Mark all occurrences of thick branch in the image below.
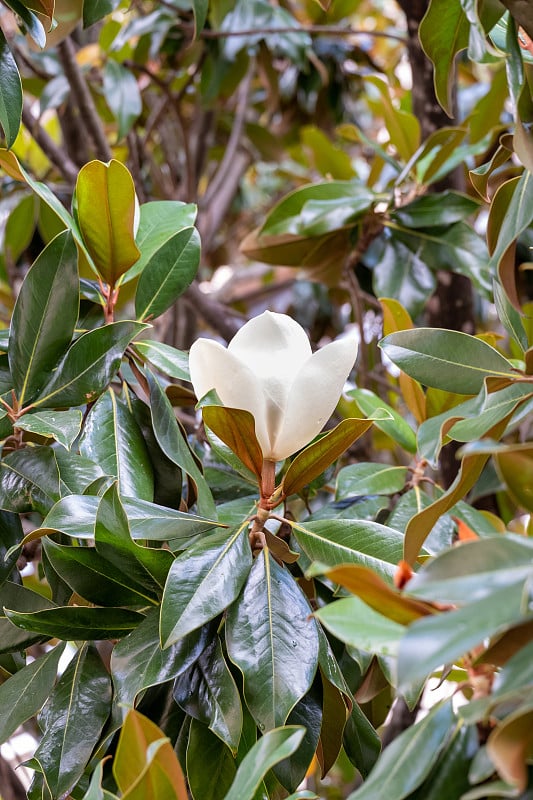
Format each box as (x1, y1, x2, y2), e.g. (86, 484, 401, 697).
(21, 102, 79, 183)
(57, 37, 112, 162)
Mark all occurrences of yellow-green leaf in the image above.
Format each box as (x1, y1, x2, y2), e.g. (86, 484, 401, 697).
(76, 159, 140, 286)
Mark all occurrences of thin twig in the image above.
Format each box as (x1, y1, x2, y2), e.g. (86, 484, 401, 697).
(183, 282, 242, 342)
(57, 37, 112, 162)
(202, 59, 255, 207)
(177, 22, 407, 44)
(21, 102, 79, 183)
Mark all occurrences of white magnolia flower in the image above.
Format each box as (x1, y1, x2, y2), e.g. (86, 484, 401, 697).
(189, 311, 358, 461)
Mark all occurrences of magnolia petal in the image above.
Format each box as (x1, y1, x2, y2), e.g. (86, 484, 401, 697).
(228, 311, 311, 382)
(188, 338, 271, 455)
(272, 336, 358, 461)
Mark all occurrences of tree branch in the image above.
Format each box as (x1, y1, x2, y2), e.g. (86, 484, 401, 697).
(21, 102, 79, 184)
(57, 37, 112, 162)
(183, 282, 242, 342)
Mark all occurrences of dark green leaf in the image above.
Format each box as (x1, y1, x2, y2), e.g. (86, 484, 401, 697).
(0, 511, 23, 587)
(54, 449, 104, 495)
(161, 523, 252, 646)
(0, 446, 59, 515)
(187, 720, 237, 800)
(419, 0, 469, 114)
(95, 483, 172, 592)
(0, 581, 54, 653)
(343, 702, 381, 779)
(135, 227, 200, 321)
(34, 321, 148, 408)
(9, 230, 78, 407)
(174, 636, 242, 753)
(111, 609, 212, 711)
(380, 328, 515, 394)
(226, 549, 319, 731)
(0, 644, 64, 744)
(390, 191, 480, 228)
(0, 30, 22, 149)
(4, 0, 46, 46)
(79, 388, 154, 501)
(121, 201, 197, 284)
(273, 685, 322, 792)
(34, 645, 111, 798)
(370, 235, 436, 318)
(5, 605, 144, 639)
(42, 538, 158, 607)
(83, 0, 121, 26)
(192, 0, 209, 36)
(494, 279, 529, 352)
(147, 370, 215, 517)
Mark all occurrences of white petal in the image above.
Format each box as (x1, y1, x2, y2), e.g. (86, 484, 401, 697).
(271, 335, 358, 460)
(229, 311, 311, 382)
(188, 338, 271, 456)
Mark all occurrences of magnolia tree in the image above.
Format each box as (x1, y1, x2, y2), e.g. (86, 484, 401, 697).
(2, 1, 533, 799)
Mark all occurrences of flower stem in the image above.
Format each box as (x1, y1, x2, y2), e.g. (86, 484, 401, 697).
(260, 458, 276, 508)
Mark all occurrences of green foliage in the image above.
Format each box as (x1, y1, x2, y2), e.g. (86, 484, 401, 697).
(3, 0, 533, 798)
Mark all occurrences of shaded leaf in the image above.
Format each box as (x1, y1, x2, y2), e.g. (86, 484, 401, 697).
(9, 230, 78, 408)
(419, 0, 469, 115)
(347, 388, 417, 453)
(202, 406, 263, 481)
(5, 605, 144, 639)
(79, 388, 154, 501)
(174, 636, 242, 753)
(103, 60, 142, 141)
(0, 30, 22, 148)
(34, 645, 111, 798)
(16, 409, 82, 450)
(186, 720, 237, 800)
(0, 446, 59, 515)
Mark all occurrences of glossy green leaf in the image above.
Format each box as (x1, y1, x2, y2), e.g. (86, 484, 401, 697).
(33, 645, 111, 798)
(0, 644, 64, 744)
(0, 581, 55, 653)
(54, 449, 105, 495)
(33, 321, 147, 408)
(32, 493, 220, 544)
(5, 0, 46, 47)
(283, 418, 375, 498)
(111, 609, 212, 712)
(5, 605, 144, 639)
(348, 388, 417, 452)
(135, 227, 200, 321)
(346, 701, 454, 799)
(342, 702, 381, 779)
(316, 596, 405, 657)
(380, 328, 515, 394)
(336, 463, 408, 499)
(79, 388, 154, 501)
(43, 538, 158, 607)
(121, 201, 197, 284)
(398, 580, 529, 691)
(187, 719, 237, 800)
(290, 519, 404, 583)
(371, 235, 436, 318)
(0, 511, 22, 587)
(103, 60, 142, 141)
(133, 340, 190, 381)
(174, 636, 242, 753)
(76, 159, 140, 285)
(448, 383, 533, 442)
(0, 446, 59, 515)
(223, 726, 306, 800)
(0, 30, 22, 148)
(419, 0, 469, 115)
(202, 406, 263, 481)
(226, 549, 319, 731)
(161, 523, 252, 646)
(274, 684, 322, 791)
(390, 191, 480, 228)
(9, 230, 78, 408)
(114, 709, 188, 800)
(147, 370, 215, 518)
(16, 409, 82, 449)
(95, 483, 172, 592)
